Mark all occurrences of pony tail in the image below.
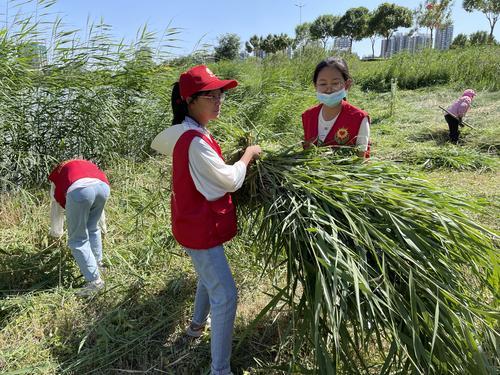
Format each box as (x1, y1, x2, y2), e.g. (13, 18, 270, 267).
(171, 82, 188, 125)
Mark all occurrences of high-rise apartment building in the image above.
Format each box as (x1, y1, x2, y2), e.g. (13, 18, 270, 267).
(381, 32, 432, 57)
(435, 24, 454, 50)
(333, 37, 351, 51)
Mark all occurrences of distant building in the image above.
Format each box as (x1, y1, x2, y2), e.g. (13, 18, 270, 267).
(435, 24, 454, 50)
(381, 32, 431, 57)
(333, 37, 351, 51)
(380, 39, 389, 57)
(380, 33, 407, 57)
(408, 33, 432, 53)
(255, 49, 266, 59)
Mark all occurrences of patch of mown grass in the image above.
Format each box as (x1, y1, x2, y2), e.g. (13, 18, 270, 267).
(425, 171, 500, 231)
(3, 79, 499, 372)
(370, 87, 500, 164)
(391, 146, 497, 171)
(0, 159, 286, 374)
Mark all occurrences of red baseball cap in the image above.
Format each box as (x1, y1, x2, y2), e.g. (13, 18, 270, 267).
(179, 65, 238, 100)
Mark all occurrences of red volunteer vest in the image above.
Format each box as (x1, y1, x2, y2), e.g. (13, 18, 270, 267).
(171, 130, 237, 250)
(302, 101, 371, 158)
(48, 159, 109, 208)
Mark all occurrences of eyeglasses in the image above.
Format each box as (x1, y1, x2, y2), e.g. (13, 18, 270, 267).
(198, 92, 226, 102)
(317, 81, 345, 91)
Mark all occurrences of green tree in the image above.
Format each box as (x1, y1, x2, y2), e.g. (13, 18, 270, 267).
(273, 33, 293, 52)
(294, 22, 312, 49)
(310, 14, 339, 49)
(245, 41, 253, 54)
(469, 30, 492, 44)
(366, 11, 380, 57)
(261, 34, 277, 54)
(259, 34, 292, 54)
(371, 3, 413, 57)
(245, 34, 262, 57)
(214, 33, 240, 61)
(414, 0, 453, 48)
(450, 33, 469, 48)
(333, 7, 370, 53)
(463, 0, 500, 41)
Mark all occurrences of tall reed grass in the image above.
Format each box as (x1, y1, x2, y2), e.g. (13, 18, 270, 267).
(0, 0, 179, 188)
(355, 47, 500, 91)
(2, 3, 498, 190)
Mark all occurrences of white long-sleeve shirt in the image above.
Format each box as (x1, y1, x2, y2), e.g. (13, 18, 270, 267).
(151, 116, 247, 201)
(318, 107, 370, 151)
(49, 179, 107, 237)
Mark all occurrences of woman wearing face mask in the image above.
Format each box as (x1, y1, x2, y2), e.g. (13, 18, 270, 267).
(151, 65, 261, 375)
(302, 57, 370, 158)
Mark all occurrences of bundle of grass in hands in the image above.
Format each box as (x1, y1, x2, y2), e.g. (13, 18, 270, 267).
(234, 145, 499, 374)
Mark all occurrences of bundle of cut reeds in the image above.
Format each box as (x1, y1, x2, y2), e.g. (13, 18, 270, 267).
(235, 145, 499, 374)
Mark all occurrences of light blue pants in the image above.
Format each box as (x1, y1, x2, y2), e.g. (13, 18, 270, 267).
(66, 182, 110, 282)
(185, 245, 238, 375)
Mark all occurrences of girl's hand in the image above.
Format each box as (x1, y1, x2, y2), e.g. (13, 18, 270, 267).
(302, 140, 313, 149)
(246, 145, 262, 159)
(240, 145, 262, 165)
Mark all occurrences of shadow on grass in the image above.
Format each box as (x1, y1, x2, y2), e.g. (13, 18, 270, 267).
(0, 242, 77, 298)
(54, 274, 211, 374)
(232, 309, 311, 374)
(1, 266, 304, 374)
(370, 114, 391, 126)
(408, 129, 449, 145)
(55, 279, 297, 374)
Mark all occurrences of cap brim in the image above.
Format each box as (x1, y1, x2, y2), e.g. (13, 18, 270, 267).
(201, 79, 238, 93)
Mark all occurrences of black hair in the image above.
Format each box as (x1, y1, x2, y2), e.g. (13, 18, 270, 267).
(170, 83, 222, 125)
(313, 57, 351, 84)
(171, 82, 188, 125)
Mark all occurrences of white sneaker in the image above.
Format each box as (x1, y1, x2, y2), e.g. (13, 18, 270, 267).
(97, 261, 108, 275)
(76, 278, 105, 297)
(186, 322, 206, 338)
(186, 317, 211, 338)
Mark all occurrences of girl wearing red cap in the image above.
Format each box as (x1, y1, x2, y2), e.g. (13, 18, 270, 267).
(151, 65, 261, 375)
(302, 57, 370, 158)
(444, 89, 476, 144)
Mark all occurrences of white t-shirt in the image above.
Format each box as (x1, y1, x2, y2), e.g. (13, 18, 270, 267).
(151, 116, 247, 201)
(318, 107, 370, 152)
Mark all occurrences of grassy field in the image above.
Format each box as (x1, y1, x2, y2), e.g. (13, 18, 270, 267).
(1, 71, 498, 373)
(0, 3, 498, 371)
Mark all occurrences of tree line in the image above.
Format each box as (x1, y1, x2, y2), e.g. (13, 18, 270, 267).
(213, 0, 499, 61)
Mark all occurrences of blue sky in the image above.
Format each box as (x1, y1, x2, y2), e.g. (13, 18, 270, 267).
(3, 0, 499, 57)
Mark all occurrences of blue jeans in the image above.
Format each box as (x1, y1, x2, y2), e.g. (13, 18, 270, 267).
(185, 245, 238, 375)
(66, 182, 110, 282)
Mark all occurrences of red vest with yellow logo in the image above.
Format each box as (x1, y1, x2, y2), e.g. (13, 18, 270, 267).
(48, 159, 109, 208)
(171, 130, 237, 250)
(302, 101, 370, 158)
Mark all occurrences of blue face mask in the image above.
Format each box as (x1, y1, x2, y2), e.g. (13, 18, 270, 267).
(316, 89, 346, 107)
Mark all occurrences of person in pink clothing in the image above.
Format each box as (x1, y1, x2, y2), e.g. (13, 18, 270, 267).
(445, 89, 476, 143)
